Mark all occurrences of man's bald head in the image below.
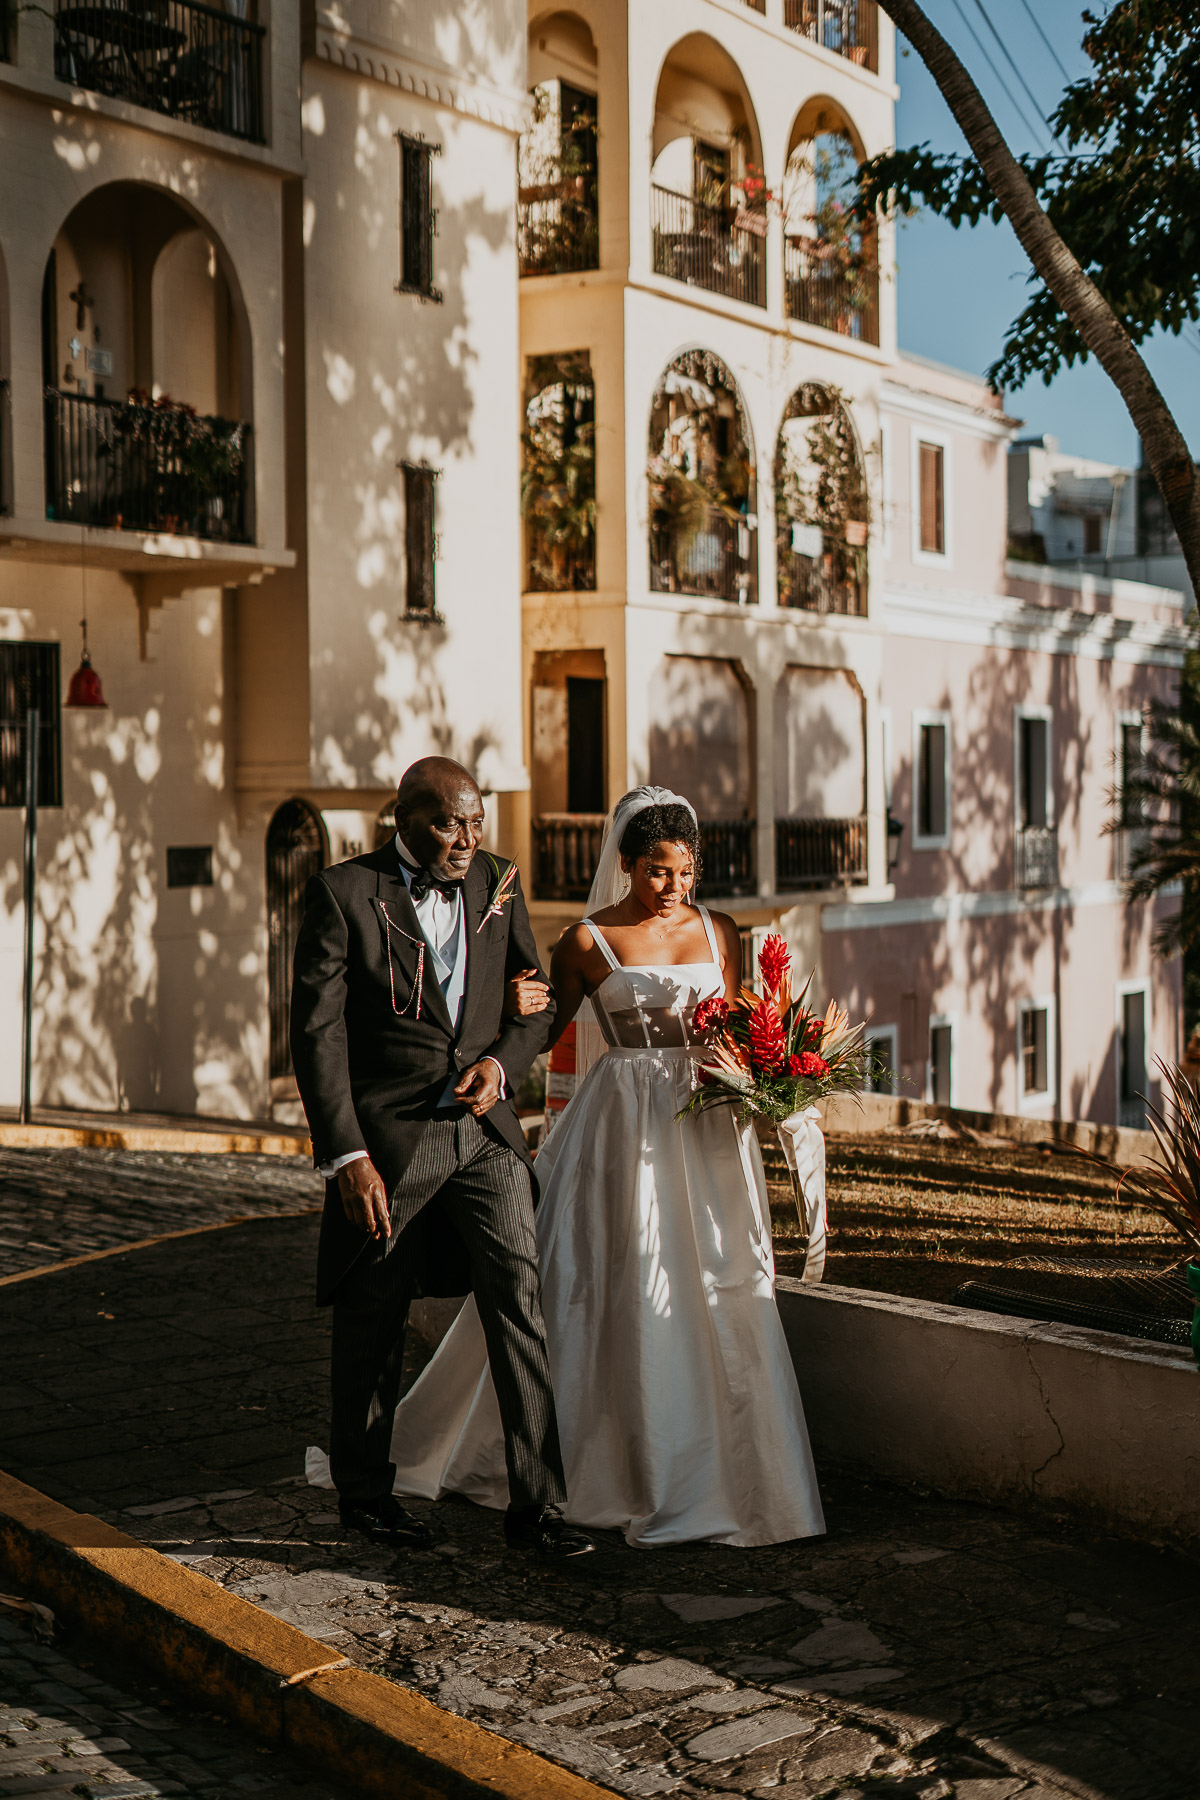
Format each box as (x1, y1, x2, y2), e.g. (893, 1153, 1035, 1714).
(394, 757, 485, 880)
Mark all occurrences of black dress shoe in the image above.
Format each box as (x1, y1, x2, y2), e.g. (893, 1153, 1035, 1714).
(338, 1495, 433, 1548)
(504, 1503, 595, 1559)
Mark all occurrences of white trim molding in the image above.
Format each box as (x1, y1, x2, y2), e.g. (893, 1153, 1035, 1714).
(910, 426, 953, 568)
(314, 29, 532, 134)
(911, 708, 952, 851)
(1017, 993, 1057, 1114)
(882, 381, 1017, 445)
(883, 582, 1189, 668)
(820, 879, 1129, 933)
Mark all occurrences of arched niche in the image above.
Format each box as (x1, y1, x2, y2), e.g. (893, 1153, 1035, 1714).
(782, 99, 878, 343)
(774, 665, 866, 819)
(649, 654, 752, 821)
(521, 12, 599, 276)
(648, 348, 757, 604)
(774, 383, 868, 615)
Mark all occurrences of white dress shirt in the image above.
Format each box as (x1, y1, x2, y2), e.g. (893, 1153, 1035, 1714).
(319, 835, 506, 1179)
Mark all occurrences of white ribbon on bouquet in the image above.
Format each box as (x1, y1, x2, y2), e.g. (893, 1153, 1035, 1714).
(776, 1105, 826, 1284)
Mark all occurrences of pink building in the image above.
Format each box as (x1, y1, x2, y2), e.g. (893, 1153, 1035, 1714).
(821, 356, 1187, 1127)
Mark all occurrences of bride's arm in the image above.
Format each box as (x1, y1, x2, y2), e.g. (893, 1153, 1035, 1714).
(542, 925, 596, 1052)
(708, 910, 744, 1002)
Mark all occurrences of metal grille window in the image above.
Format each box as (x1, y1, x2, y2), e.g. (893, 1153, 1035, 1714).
(403, 462, 440, 617)
(397, 135, 441, 301)
(0, 642, 62, 809)
(917, 722, 947, 840)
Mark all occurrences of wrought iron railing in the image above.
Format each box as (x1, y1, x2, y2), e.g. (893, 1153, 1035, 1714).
(651, 185, 765, 309)
(776, 815, 869, 889)
(698, 821, 757, 899)
(1015, 824, 1058, 889)
(650, 504, 756, 604)
(44, 389, 251, 541)
(778, 535, 867, 615)
(784, 0, 878, 72)
(784, 242, 879, 344)
(532, 814, 606, 902)
(54, 0, 265, 143)
(519, 177, 599, 277)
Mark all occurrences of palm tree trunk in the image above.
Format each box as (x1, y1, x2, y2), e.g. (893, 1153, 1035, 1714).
(876, 0, 1200, 599)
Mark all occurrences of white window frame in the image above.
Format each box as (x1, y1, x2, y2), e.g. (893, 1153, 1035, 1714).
(1016, 993, 1057, 1112)
(1114, 708, 1147, 880)
(1013, 703, 1055, 831)
(865, 1022, 899, 1095)
(910, 425, 953, 567)
(912, 709, 952, 851)
(879, 418, 893, 558)
(926, 1012, 957, 1107)
(1115, 977, 1152, 1128)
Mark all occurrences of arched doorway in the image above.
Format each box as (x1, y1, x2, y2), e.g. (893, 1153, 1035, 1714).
(648, 348, 756, 603)
(267, 799, 327, 1079)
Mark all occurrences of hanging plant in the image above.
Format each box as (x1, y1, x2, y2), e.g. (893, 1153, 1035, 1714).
(775, 383, 869, 613)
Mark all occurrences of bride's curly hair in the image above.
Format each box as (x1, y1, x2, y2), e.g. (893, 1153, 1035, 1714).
(619, 802, 703, 884)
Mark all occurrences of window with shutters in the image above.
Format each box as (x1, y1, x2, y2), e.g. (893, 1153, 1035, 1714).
(1017, 996, 1055, 1106)
(1014, 708, 1056, 888)
(918, 439, 945, 555)
(402, 461, 441, 618)
(1116, 982, 1149, 1127)
(397, 134, 441, 301)
(928, 1019, 954, 1106)
(912, 709, 951, 849)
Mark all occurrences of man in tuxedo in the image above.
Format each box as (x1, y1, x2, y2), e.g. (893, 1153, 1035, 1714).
(290, 756, 592, 1558)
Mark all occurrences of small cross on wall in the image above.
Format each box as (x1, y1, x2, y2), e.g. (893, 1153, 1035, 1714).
(69, 280, 95, 329)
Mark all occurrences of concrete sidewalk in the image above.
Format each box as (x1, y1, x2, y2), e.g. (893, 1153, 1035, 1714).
(1, 1156, 1197, 1800)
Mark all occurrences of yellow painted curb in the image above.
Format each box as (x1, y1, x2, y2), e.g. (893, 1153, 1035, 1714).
(0, 1471, 612, 1800)
(0, 1121, 311, 1156)
(0, 1210, 322, 1290)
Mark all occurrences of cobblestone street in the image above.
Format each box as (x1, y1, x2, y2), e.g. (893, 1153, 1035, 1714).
(1, 1151, 1197, 1800)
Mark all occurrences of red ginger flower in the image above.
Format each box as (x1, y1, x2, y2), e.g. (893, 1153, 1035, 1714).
(693, 996, 730, 1034)
(796, 1050, 829, 1078)
(757, 932, 791, 998)
(749, 997, 786, 1075)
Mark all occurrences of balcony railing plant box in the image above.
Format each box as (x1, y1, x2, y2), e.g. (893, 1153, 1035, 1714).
(518, 180, 599, 277)
(532, 814, 606, 902)
(54, 0, 265, 143)
(697, 820, 757, 899)
(651, 185, 765, 310)
(45, 389, 251, 542)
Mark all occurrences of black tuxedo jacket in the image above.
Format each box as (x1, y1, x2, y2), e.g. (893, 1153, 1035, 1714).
(289, 843, 554, 1303)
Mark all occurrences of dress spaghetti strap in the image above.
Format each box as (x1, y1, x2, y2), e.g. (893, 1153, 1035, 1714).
(697, 905, 722, 969)
(582, 919, 621, 971)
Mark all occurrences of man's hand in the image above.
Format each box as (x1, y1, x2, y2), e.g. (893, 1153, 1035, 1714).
(337, 1157, 391, 1240)
(454, 1059, 503, 1118)
(504, 968, 551, 1018)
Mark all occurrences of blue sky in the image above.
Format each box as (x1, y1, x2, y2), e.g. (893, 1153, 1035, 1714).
(894, 1, 1200, 466)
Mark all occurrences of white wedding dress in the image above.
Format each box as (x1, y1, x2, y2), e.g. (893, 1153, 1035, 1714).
(317, 906, 825, 1548)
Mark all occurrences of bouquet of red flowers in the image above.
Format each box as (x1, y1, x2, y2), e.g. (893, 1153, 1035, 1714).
(679, 932, 867, 1283)
(680, 932, 866, 1126)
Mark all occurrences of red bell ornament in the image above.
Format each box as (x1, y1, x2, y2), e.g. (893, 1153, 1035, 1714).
(65, 617, 107, 710)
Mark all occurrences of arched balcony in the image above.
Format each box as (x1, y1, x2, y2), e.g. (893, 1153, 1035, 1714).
(783, 103, 879, 344)
(784, 1, 878, 73)
(648, 349, 757, 605)
(42, 184, 253, 543)
(774, 383, 869, 615)
(650, 37, 766, 309)
(520, 13, 599, 277)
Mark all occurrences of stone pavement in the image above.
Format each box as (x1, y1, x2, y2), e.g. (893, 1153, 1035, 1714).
(0, 1147, 320, 1279)
(1, 1159, 1197, 1800)
(0, 1585, 354, 1799)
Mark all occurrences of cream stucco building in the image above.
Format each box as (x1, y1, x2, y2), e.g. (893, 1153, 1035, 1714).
(0, 0, 1184, 1127)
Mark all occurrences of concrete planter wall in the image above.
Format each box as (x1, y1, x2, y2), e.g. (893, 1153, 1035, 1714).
(777, 1278, 1199, 1551)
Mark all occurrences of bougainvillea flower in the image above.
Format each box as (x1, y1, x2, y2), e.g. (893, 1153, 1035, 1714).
(757, 933, 791, 998)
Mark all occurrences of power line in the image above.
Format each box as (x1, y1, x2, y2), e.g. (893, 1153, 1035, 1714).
(946, 0, 1049, 150)
(969, 0, 1066, 152)
(1017, 0, 1073, 89)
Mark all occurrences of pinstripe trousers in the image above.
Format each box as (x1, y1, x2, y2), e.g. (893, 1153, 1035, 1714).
(328, 1112, 567, 1512)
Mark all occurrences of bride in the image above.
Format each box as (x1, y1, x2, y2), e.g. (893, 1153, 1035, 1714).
(325, 787, 825, 1548)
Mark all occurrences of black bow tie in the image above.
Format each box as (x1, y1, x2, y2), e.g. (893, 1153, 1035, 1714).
(408, 866, 463, 902)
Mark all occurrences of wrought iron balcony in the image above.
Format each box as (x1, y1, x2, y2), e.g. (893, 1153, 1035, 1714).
(784, 0, 879, 72)
(532, 814, 606, 902)
(698, 821, 757, 899)
(651, 185, 765, 309)
(54, 0, 265, 143)
(784, 242, 879, 344)
(1015, 824, 1058, 890)
(519, 176, 599, 277)
(45, 389, 251, 542)
(650, 505, 756, 604)
(776, 815, 869, 890)
(778, 532, 867, 615)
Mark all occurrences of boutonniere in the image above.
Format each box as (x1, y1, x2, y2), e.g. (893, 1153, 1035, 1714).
(477, 854, 519, 933)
